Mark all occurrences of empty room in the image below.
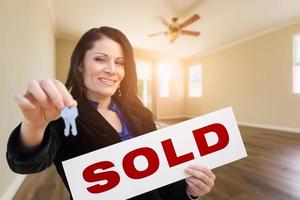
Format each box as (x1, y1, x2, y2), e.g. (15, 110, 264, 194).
(1, 0, 300, 200)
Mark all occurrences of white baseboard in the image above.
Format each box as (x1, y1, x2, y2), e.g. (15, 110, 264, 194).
(238, 121, 300, 134)
(159, 115, 300, 134)
(1, 175, 27, 200)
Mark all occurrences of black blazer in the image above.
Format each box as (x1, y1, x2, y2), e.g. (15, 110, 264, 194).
(6, 96, 191, 200)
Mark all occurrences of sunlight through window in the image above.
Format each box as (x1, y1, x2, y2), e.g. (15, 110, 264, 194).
(136, 60, 152, 109)
(158, 63, 171, 97)
(189, 64, 202, 97)
(293, 34, 300, 94)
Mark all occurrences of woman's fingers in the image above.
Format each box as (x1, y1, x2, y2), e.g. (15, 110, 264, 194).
(185, 165, 215, 188)
(39, 79, 68, 110)
(14, 94, 36, 111)
(186, 177, 209, 194)
(53, 79, 77, 107)
(25, 79, 75, 110)
(27, 80, 50, 108)
(185, 178, 200, 195)
(186, 176, 211, 192)
(185, 165, 216, 197)
(15, 78, 75, 125)
(186, 165, 216, 180)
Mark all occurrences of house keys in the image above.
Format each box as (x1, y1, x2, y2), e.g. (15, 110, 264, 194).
(61, 107, 78, 137)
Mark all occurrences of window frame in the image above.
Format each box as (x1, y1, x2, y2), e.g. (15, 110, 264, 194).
(293, 34, 300, 94)
(135, 60, 153, 108)
(188, 64, 202, 97)
(158, 63, 171, 97)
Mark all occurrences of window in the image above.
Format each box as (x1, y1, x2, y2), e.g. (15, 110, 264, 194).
(188, 65, 202, 97)
(136, 60, 152, 109)
(158, 63, 171, 97)
(293, 34, 300, 94)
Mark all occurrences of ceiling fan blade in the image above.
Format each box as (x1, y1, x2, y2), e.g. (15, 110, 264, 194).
(148, 31, 168, 37)
(179, 14, 200, 28)
(157, 16, 170, 28)
(181, 30, 201, 36)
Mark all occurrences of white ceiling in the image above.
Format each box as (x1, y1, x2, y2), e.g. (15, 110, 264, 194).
(49, 0, 300, 59)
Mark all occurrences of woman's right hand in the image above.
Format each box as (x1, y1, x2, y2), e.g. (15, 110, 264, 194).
(14, 79, 77, 147)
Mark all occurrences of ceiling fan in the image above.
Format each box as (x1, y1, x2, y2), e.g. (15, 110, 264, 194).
(149, 14, 201, 43)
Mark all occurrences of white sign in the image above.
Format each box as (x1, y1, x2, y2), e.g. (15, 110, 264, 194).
(62, 107, 247, 200)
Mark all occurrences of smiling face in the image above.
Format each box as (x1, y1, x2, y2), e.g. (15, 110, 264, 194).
(82, 37, 125, 101)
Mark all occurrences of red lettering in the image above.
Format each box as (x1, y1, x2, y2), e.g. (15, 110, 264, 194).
(122, 147, 159, 179)
(161, 139, 194, 167)
(193, 123, 229, 156)
(82, 123, 230, 195)
(82, 161, 120, 194)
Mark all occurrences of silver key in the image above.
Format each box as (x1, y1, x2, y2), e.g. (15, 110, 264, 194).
(61, 107, 78, 136)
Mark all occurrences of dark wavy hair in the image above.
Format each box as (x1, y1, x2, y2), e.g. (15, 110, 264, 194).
(65, 26, 156, 136)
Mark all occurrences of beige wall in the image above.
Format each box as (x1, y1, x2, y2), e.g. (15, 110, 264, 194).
(56, 38, 77, 83)
(185, 22, 300, 130)
(0, 0, 55, 198)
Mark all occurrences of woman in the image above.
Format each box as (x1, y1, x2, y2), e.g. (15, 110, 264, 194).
(7, 26, 215, 199)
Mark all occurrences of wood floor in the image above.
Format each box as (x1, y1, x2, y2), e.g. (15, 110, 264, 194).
(12, 121, 300, 200)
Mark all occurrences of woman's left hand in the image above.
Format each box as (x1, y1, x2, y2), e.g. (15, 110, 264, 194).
(184, 165, 216, 197)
